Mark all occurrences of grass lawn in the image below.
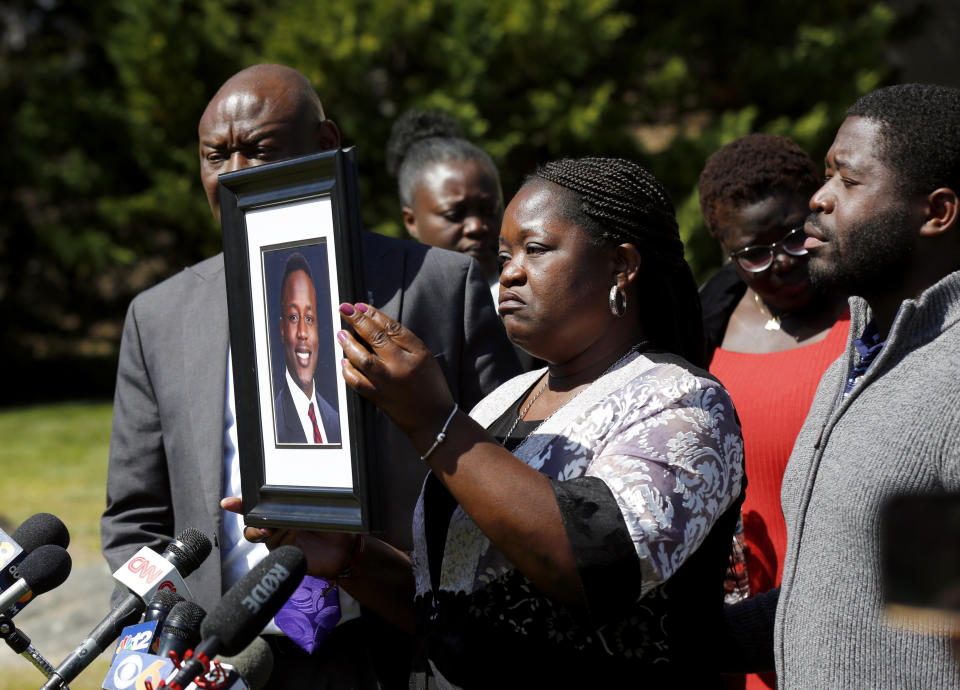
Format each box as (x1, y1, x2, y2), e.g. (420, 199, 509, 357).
(0, 401, 113, 563)
(0, 658, 112, 690)
(0, 401, 116, 689)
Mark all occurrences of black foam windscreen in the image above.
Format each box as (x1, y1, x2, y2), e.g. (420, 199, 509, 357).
(162, 601, 206, 644)
(148, 588, 184, 610)
(144, 588, 185, 623)
(19, 544, 72, 594)
(12, 513, 70, 552)
(201, 545, 306, 656)
(216, 636, 274, 690)
(164, 528, 212, 577)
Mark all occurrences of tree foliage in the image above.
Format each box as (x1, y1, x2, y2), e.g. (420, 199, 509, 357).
(249, 0, 898, 279)
(0, 0, 258, 370)
(0, 0, 906, 399)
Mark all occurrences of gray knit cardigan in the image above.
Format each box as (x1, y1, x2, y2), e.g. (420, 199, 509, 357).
(775, 268, 960, 688)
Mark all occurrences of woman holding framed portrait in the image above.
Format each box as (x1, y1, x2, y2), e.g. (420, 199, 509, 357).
(230, 157, 744, 687)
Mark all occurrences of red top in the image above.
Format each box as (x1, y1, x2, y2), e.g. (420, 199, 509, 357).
(710, 312, 850, 595)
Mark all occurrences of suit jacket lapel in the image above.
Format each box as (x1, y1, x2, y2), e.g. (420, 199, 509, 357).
(363, 232, 405, 321)
(183, 256, 229, 537)
(280, 384, 307, 443)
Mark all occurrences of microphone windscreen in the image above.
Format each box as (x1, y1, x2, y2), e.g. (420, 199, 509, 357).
(160, 601, 205, 647)
(201, 546, 306, 656)
(19, 544, 72, 594)
(12, 513, 70, 552)
(164, 528, 212, 576)
(165, 601, 206, 632)
(216, 636, 274, 690)
(148, 588, 184, 610)
(143, 588, 185, 625)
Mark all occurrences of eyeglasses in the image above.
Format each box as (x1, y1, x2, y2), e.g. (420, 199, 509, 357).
(728, 226, 808, 273)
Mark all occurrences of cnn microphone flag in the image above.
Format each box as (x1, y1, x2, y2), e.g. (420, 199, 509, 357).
(113, 546, 192, 602)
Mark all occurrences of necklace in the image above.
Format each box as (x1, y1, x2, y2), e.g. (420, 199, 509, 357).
(754, 293, 782, 331)
(500, 341, 648, 447)
(501, 377, 549, 443)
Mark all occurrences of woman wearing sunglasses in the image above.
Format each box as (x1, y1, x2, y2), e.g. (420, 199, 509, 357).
(697, 134, 849, 690)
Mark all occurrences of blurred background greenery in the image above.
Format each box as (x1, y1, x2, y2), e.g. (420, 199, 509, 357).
(2, 0, 958, 406)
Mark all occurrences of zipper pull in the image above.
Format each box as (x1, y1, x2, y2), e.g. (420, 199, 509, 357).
(814, 422, 826, 450)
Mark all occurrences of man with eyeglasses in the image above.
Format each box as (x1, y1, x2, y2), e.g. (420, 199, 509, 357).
(719, 85, 960, 688)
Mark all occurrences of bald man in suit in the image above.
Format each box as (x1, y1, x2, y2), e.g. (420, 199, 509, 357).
(101, 64, 519, 687)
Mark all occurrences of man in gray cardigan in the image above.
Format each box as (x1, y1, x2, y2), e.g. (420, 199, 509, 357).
(100, 64, 519, 687)
(725, 84, 960, 686)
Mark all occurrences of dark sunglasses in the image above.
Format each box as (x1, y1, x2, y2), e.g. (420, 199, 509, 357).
(728, 226, 808, 273)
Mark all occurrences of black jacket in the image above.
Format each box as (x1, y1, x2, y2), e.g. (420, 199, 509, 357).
(699, 262, 746, 366)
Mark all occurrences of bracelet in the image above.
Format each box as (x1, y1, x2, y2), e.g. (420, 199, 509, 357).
(420, 403, 459, 463)
(336, 533, 365, 580)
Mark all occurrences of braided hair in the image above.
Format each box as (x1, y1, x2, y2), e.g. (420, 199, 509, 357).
(385, 110, 500, 206)
(532, 157, 706, 367)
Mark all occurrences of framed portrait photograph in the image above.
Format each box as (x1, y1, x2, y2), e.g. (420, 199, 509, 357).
(220, 148, 376, 532)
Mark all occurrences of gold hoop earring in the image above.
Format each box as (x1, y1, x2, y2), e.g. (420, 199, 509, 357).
(609, 285, 627, 318)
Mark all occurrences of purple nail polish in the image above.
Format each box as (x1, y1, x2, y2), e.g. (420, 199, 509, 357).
(339, 303, 355, 316)
(337, 330, 347, 343)
(355, 302, 368, 313)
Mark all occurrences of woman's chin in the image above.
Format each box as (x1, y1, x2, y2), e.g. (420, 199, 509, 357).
(759, 279, 818, 313)
(506, 331, 532, 353)
(504, 326, 545, 361)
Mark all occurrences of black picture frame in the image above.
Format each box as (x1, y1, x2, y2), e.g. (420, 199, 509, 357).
(219, 148, 376, 533)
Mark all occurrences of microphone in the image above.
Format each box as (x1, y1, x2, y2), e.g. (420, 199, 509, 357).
(110, 590, 186, 663)
(144, 589, 186, 625)
(1, 513, 70, 609)
(112, 530, 210, 603)
(104, 619, 268, 690)
(103, 596, 196, 690)
(103, 634, 269, 690)
(161, 545, 306, 690)
(42, 529, 212, 690)
(190, 661, 250, 690)
(103, 617, 271, 690)
(216, 636, 274, 690)
(0, 545, 72, 615)
(113, 619, 161, 656)
(102, 649, 174, 690)
(155, 601, 205, 661)
(0, 615, 61, 681)
(11, 513, 70, 552)
(103, 650, 250, 690)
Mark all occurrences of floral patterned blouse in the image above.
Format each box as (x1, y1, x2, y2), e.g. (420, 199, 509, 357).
(409, 350, 745, 689)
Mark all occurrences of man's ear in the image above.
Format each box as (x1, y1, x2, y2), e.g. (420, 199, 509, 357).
(613, 243, 641, 292)
(920, 187, 959, 237)
(316, 119, 341, 151)
(402, 207, 420, 239)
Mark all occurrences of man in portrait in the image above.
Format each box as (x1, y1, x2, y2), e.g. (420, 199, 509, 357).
(273, 251, 340, 445)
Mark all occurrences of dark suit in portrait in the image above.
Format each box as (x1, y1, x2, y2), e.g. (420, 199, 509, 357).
(269, 248, 342, 446)
(274, 380, 341, 445)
